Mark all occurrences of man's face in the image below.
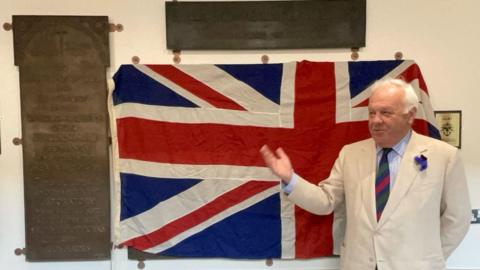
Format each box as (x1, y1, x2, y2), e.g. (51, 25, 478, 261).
(368, 85, 416, 147)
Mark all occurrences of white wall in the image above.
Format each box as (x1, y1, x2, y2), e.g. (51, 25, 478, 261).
(0, 0, 478, 269)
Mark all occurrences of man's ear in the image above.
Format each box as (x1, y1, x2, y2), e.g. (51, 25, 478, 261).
(408, 107, 417, 124)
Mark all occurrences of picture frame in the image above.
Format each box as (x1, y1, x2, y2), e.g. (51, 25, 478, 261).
(434, 110, 462, 148)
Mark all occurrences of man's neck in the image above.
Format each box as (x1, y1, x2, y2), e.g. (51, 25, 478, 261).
(376, 129, 413, 150)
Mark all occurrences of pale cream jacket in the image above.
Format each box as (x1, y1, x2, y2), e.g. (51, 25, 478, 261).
(288, 131, 471, 270)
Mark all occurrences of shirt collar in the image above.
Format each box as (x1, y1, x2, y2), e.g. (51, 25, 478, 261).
(376, 129, 412, 157)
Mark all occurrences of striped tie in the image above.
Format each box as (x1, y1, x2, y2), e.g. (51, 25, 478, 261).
(376, 148, 392, 221)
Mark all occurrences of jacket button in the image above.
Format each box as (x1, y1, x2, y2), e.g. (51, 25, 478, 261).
(369, 257, 374, 262)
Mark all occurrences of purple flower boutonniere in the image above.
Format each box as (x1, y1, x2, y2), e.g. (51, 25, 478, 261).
(414, 154, 428, 171)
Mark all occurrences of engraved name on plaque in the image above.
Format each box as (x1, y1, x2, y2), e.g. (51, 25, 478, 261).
(13, 15, 111, 261)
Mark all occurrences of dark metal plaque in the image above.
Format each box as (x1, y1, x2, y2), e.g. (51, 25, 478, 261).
(13, 15, 111, 261)
(165, 0, 366, 50)
(128, 247, 174, 260)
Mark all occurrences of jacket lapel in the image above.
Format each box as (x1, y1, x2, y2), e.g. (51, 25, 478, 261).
(360, 139, 378, 228)
(377, 131, 428, 228)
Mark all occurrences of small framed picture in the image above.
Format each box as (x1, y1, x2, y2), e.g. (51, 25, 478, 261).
(434, 110, 462, 148)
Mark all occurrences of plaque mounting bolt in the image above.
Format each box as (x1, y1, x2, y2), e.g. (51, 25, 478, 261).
(137, 259, 146, 269)
(3, 22, 12, 31)
(132, 56, 141, 64)
(394, 51, 403, 60)
(173, 50, 181, 64)
(116, 24, 124, 32)
(14, 248, 26, 256)
(109, 23, 124, 32)
(12, 137, 22, 145)
(261, 55, 269, 64)
(351, 47, 359, 61)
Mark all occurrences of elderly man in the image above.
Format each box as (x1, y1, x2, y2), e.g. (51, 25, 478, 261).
(260, 78, 471, 270)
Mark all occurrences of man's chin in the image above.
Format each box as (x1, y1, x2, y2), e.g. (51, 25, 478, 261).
(372, 135, 387, 146)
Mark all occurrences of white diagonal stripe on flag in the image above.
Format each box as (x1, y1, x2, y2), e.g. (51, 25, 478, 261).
(119, 178, 246, 242)
(176, 65, 279, 113)
(335, 60, 434, 123)
(411, 79, 437, 126)
(134, 64, 215, 108)
(349, 60, 415, 107)
(143, 185, 280, 254)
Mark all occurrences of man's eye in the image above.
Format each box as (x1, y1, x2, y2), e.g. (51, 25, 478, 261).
(381, 111, 393, 116)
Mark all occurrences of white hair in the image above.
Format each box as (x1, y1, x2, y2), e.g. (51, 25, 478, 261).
(371, 78, 419, 113)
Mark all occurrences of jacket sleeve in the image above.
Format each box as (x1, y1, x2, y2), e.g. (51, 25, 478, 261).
(440, 149, 471, 258)
(287, 147, 346, 215)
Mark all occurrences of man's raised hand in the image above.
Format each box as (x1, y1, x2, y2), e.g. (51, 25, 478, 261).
(259, 145, 293, 183)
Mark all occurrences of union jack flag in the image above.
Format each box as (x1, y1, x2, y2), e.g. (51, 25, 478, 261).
(110, 60, 439, 259)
